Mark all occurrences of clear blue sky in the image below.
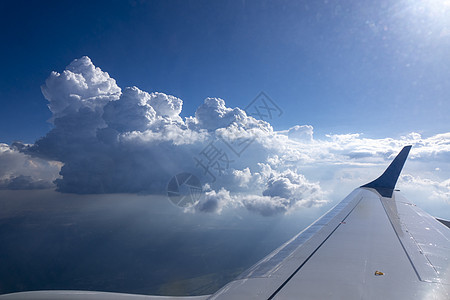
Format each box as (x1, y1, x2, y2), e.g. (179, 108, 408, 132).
(1, 0, 449, 144)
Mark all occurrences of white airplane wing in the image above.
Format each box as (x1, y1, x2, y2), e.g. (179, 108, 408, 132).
(1, 146, 449, 299)
(209, 145, 450, 299)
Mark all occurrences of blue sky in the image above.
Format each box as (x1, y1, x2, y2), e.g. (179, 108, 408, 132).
(1, 0, 449, 144)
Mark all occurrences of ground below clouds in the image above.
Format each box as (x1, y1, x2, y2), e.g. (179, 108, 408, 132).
(0, 190, 318, 296)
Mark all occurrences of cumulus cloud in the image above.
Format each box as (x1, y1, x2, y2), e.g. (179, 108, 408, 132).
(195, 187, 234, 214)
(239, 169, 325, 216)
(191, 167, 326, 216)
(263, 170, 323, 203)
(287, 125, 314, 141)
(149, 92, 183, 119)
(42, 56, 121, 120)
(190, 97, 246, 131)
(12, 57, 327, 215)
(103, 87, 156, 132)
(4, 56, 449, 216)
(23, 58, 277, 198)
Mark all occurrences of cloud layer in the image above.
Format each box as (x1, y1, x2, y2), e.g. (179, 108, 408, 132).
(0, 143, 61, 190)
(2, 56, 449, 215)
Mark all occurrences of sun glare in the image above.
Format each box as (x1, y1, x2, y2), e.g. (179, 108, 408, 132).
(407, 0, 450, 27)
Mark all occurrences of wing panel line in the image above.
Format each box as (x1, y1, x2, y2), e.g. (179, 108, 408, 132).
(238, 189, 362, 280)
(379, 195, 427, 282)
(266, 196, 364, 300)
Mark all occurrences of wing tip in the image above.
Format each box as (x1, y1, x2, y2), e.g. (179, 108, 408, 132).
(361, 145, 412, 197)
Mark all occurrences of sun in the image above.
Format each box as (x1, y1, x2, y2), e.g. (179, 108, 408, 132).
(397, 0, 450, 39)
(407, 0, 450, 20)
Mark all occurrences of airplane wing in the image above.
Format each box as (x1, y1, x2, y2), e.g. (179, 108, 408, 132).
(208, 145, 450, 299)
(1, 146, 449, 299)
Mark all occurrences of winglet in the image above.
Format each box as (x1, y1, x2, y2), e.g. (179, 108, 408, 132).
(361, 145, 412, 197)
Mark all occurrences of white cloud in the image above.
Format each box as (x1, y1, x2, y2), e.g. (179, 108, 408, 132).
(42, 56, 121, 120)
(190, 97, 246, 131)
(190, 167, 326, 216)
(4, 56, 450, 216)
(263, 170, 324, 205)
(194, 187, 234, 214)
(149, 92, 183, 119)
(103, 86, 157, 132)
(287, 125, 314, 141)
(399, 174, 450, 203)
(0, 143, 61, 190)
